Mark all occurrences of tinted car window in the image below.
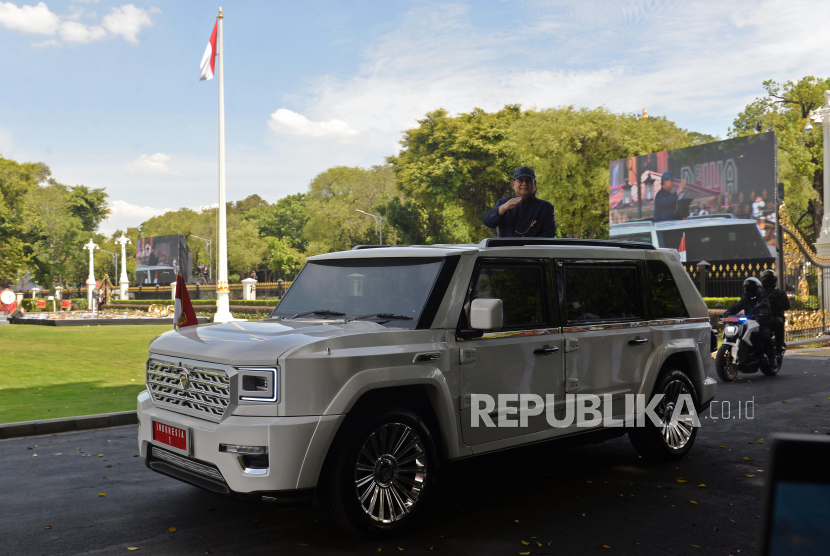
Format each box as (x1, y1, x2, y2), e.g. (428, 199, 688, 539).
(472, 265, 546, 328)
(657, 224, 770, 261)
(647, 260, 689, 319)
(563, 264, 643, 323)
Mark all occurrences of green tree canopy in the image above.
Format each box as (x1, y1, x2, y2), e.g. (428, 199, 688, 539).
(246, 192, 309, 251)
(304, 165, 396, 253)
(515, 107, 715, 238)
(388, 105, 522, 240)
(730, 77, 830, 241)
(0, 157, 49, 280)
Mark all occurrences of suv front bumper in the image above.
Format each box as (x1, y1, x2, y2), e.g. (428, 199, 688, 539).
(137, 391, 344, 494)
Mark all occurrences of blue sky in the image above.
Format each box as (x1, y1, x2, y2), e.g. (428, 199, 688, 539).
(2, 0, 828, 233)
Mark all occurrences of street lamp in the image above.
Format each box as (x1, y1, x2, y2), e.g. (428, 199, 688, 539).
(101, 249, 119, 278)
(192, 235, 213, 281)
(356, 209, 383, 245)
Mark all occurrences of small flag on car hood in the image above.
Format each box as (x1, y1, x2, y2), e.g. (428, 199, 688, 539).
(174, 274, 198, 329)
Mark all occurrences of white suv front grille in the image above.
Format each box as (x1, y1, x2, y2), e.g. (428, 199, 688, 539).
(147, 362, 230, 421)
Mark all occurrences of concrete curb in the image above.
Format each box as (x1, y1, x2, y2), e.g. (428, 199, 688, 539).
(787, 335, 830, 347)
(0, 410, 137, 439)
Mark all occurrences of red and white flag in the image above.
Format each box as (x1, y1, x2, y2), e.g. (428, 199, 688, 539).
(174, 274, 198, 329)
(678, 233, 687, 263)
(199, 21, 218, 81)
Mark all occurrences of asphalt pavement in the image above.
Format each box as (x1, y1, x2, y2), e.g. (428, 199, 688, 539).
(2, 352, 829, 556)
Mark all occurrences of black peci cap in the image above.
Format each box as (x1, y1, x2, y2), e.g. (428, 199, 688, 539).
(513, 166, 536, 180)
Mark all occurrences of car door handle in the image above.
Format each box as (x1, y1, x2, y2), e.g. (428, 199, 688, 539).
(628, 338, 649, 346)
(533, 346, 560, 355)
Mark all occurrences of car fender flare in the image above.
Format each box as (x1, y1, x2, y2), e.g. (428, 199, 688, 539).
(322, 365, 464, 460)
(639, 339, 703, 398)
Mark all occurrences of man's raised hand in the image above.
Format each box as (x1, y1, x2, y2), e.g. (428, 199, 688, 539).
(498, 197, 523, 216)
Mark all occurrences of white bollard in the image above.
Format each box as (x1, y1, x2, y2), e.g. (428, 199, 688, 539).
(242, 277, 257, 301)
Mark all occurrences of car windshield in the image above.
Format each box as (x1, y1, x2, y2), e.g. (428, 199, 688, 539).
(271, 258, 445, 328)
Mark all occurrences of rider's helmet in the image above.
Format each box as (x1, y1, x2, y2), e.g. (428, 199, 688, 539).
(744, 277, 762, 298)
(760, 269, 777, 289)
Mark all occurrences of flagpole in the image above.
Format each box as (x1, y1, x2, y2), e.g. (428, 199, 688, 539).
(214, 6, 234, 323)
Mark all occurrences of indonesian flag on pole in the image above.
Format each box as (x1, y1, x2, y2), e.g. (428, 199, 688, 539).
(199, 21, 218, 81)
(174, 274, 198, 329)
(678, 233, 687, 263)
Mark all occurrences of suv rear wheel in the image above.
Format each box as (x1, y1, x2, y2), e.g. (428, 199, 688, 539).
(628, 369, 699, 461)
(319, 408, 437, 536)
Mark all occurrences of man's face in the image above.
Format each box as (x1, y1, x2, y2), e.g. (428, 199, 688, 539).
(662, 179, 674, 191)
(512, 176, 535, 198)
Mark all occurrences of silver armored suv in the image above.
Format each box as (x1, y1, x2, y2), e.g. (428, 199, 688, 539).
(137, 238, 717, 535)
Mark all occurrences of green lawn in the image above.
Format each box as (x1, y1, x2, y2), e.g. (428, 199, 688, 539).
(0, 324, 170, 424)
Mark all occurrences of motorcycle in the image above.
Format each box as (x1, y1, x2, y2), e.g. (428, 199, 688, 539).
(715, 315, 782, 382)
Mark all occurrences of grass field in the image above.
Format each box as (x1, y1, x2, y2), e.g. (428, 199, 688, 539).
(0, 324, 169, 424)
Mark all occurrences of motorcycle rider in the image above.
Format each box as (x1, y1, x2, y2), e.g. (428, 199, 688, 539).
(760, 269, 790, 356)
(722, 277, 776, 368)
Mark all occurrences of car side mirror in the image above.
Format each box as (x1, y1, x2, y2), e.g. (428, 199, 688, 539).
(715, 302, 724, 309)
(470, 298, 503, 330)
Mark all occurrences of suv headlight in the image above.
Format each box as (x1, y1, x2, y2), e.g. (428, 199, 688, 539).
(236, 367, 278, 402)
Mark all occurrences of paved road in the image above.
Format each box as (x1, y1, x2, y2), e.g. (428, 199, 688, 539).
(2, 352, 829, 556)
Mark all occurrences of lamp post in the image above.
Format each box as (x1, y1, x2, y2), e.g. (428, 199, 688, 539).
(356, 209, 383, 245)
(806, 90, 830, 258)
(83, 238, 98, 311)
(193, 235, 213, 281)
(101, 249, 118, 278)
(115, 234, 131, 299)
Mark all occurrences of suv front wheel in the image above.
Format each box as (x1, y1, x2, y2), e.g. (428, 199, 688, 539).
(628, 369, 699, 461)
(319, 408, 437, 536)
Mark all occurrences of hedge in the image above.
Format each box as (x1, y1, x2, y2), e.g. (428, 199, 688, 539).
(702, 297, 740, 309)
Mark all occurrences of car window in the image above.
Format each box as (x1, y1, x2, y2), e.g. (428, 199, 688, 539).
(647, 260, 689, 319)
(472, 264, 547, 328)
(657, 224, 770, 260)
(563, 264, 643, 323)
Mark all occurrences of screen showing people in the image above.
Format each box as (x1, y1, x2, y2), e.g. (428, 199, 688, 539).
(609, 132, 778, 259)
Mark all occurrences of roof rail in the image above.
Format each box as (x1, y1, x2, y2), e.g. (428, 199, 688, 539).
(479, 238, 656, 250)
(351, 245, 410, 250)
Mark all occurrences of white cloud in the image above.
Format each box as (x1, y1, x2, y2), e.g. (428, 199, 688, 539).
(272, 0, 830, 162)
(59, 20, 106, 43)
(101, 4, 153, 44)
(267, 108, 359, 139)
(126, 153, 173, 174)
(31, 38, 58, 47)
(100, 199, 172, 234)
(0, 1, 60, 34)
(0, 2, 154, 45)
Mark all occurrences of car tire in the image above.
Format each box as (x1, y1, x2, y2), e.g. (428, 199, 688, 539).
(628, 369, 699, 462)
(715, 344, 738, 382)
(318, 407, 438, 537)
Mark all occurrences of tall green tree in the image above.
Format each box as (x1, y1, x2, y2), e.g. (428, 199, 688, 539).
(730, 77, 830, 242)
(304, 166, 396, 253)
(265, 237, 305, 280)
(21, 178, 110, 286)
(0, 157, 50, 281)
(515, 107, 715, 238)
(388, 105, 523, 241)
(246, 192, 309, 251)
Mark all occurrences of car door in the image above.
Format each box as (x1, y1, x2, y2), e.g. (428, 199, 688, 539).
(458, 258, 565, 446)
(557, 258, 652, 425)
